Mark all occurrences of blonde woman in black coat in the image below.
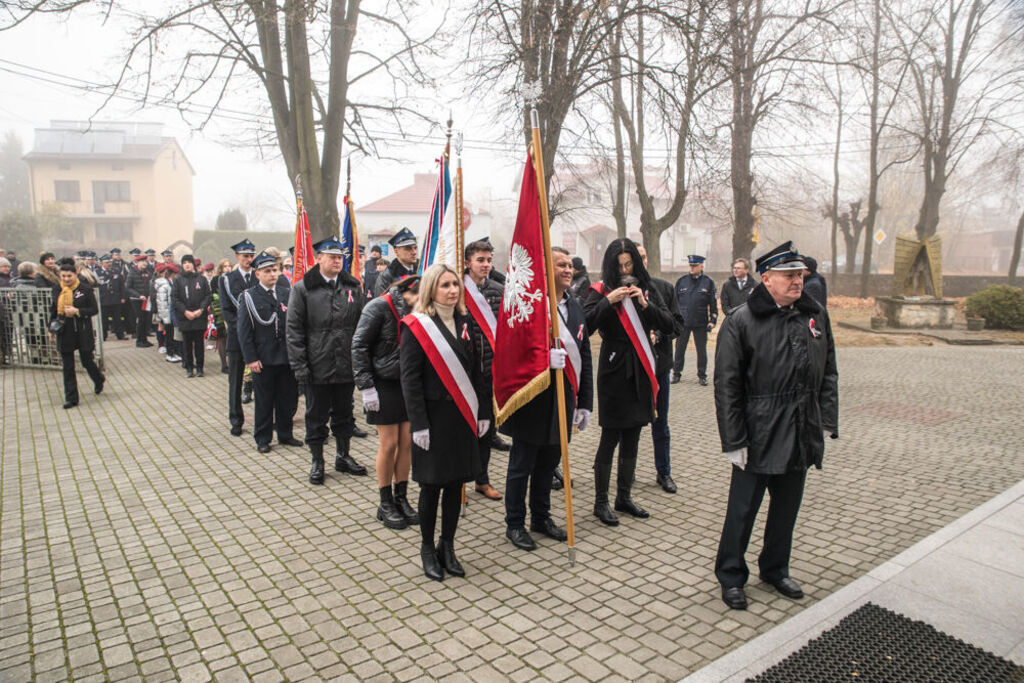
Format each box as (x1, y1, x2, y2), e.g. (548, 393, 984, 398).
(50, 258, 105, 409)
(400, 264, 491, 582)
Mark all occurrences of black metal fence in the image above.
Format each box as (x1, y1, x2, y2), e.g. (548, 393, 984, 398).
(0, 288, 104, 370)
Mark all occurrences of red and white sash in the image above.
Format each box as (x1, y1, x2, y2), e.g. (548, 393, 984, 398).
(403, 312, 479, 432)
(463, 274, 497, 350)
(592, 282, 658, 397)
(555, 305, 582, 397)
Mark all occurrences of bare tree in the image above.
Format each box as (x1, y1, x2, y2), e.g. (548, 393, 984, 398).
(3, 1, 440, 241)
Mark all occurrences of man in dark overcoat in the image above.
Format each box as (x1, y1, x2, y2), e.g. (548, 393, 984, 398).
(720, 258, 757, 316)
(713, 241, 839, 610)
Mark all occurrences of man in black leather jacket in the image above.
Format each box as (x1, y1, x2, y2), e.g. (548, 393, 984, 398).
(713, 241, 838, 611)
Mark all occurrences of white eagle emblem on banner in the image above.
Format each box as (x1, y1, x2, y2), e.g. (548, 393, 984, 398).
(503, 243, 543, 327)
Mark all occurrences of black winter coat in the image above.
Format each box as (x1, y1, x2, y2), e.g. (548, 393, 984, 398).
(713, 284, 839, 474)
(286, 265, 364, 385)
(172, 271, 212, 332)
(582, 281, 675, 428)
(237, 282, 291, 367)
(49, 282, 98, 353)
(400, 310, 491, 486)
(501, 294, 594, 446)
(649, 276, 684, 376)
(95, 266, 126, 306)
(720, 275, 757, 315)
(351, 286, 413, 389)
(803, 273, 828, 310)
(373, 259, 417, 296)
(674, 272, 718, 328)
(125, 266, 152, 301)
(463, 273, 503, 382)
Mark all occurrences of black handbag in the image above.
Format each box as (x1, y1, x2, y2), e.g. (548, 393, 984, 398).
(48, 318, 65, 334)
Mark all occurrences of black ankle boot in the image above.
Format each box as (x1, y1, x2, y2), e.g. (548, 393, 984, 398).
(377, 486, 408, 529)
(421, 542, 443, 582)
(593, 461, 619, 526)
(309, 443, 325, 485)
(614, 457, 650, 518)
(393, 481, 420, 525)
(334, 439, 367, 475)
(436, 538, 465, 577)
(241, 381, 253, 404)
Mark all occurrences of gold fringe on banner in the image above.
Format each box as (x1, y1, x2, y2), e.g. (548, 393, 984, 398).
(494, 370, 550, 426)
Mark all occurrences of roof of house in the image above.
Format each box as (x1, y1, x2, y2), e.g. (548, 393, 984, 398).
(360, 174, 440, 213)
(23, 121, 196, 174)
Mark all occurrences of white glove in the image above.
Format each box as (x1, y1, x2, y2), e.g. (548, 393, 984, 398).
(725, 447, 748, 470)
(477, 420, 490, 437)
(573, 408, 591, 432)
(413, 429, 430, 451)
(549, 348, 567, 369)
(362, 387, 380, 413)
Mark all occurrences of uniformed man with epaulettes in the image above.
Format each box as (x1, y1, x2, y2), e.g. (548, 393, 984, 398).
(373, 228, 419, 296)
(672, 254, 717, 386)
(220, 239, 258, 436)
(96, 253, 127, 340)
(236, 251, 303, 454)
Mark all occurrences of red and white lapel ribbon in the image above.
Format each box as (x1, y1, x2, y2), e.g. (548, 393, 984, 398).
(403, 312, 479, 432)
(463, 274, 496, 350)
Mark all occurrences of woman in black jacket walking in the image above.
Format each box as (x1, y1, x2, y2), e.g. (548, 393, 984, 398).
(352, 275, 421, 530)
(50, 258, 105, 409)
(581, 239, 675, 526)
(400, 264, 491, 582)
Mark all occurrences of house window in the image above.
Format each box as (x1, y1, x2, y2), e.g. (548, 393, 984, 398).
(58, 163, 71, 170)
(54, 180, 81, 202)
(92, 180, 131, 202)
(95, 223, 134, 242)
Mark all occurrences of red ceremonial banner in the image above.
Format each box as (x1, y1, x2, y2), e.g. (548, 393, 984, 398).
(493, 153, 551, 424)
(292, 201, 315, 284)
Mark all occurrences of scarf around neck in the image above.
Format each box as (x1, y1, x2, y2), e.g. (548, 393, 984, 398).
(57, 276, 80, 316)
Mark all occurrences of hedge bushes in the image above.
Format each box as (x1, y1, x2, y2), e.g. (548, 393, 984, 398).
(964, 285, 1024, 330)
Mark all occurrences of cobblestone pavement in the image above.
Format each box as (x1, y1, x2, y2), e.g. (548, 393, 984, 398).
(2, 342, 1023, 681)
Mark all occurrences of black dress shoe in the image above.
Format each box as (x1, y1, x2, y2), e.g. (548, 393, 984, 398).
(94, 376, 105, 395)
(762, 576, 804, 599)
(722, 586, 748, 610)
(335, 453, 368, 476)
(195, 369, 204, 378)
(699, 377, 708, 386)
(62, 401, 78, 410)
(506, 527, 537, 551)
(490, 433, 511, 451)
(656, 473, 678, 494)
(230, 425, 243, 437)
(241, 392, 253, 405)
(530, 518, 567, 541)
(185, 369, 195, 378)
(551, 468, 564, 490)
(594, 503, 619, 526)
(670, 375, 681, 384)
(614, 496, 650, 518)
(351, 424, 368, 439)
(257, 443, 271, 454)
(421, 546, 443, 582)
(279, 437, 304, 447)
(221, 366, 229, 374)
(436, 539, 466, 577)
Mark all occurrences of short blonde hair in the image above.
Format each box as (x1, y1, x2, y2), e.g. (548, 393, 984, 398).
(217, 258, 232, 275)
(415, 264, 466, 317)
(264, 246, 281, 258)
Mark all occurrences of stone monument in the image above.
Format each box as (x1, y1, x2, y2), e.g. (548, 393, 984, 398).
(875, 234, 955, 328)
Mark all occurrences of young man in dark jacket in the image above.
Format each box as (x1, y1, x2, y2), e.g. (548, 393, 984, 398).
(96, 254, 127, 340)
(287, 236, 367, 484)
(125, 254, 154, 347)
(220, 239, 258, 435)
(637, 246, 684, 494)
(237, 252, 302, 453)
(172, 254, 213, 377)
(713, 241, 838, 610)
(373, 228, 419, 296)
(720, 258, 757, 316)
(672, 254, 717, 386)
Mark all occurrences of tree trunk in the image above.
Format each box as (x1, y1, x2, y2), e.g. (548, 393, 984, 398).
(830, 86, 842, 279)
(1009, 207, 1024, 284)
(844, 233, 860, 274)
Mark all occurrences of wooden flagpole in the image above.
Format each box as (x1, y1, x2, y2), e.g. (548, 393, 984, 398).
(528, 94, 576, 566)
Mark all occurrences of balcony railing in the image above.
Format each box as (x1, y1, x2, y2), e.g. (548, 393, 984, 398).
(51, 200, 140, 217)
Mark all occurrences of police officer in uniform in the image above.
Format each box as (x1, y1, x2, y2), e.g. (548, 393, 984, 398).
(96, 253, 127, 340)
(672, 254, 717, 386)
(373, 227, 419, 296)
(287, 236, 368, 484)
(237, 251, 303, 453)
(220, 239, 258, 436)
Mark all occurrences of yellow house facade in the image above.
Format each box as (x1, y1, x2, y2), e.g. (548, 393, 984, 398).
(24, 121, 195, 252)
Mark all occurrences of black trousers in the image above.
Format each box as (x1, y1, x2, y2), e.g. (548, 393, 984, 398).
(715, 466, 807, 588)
(102, 303, 125, 339)
(418, 482, 462, 547)
(303, 382, 355, 445)
(475, 425, 493, 486)
(133, 302, 152, 344)
(673, 326, 708, 379)
(61, 349, 103, 404)
(504, 440, 560, 530)
(252, 364, 298, 446)
(124, 298, 137, 336)
(227, 349, 245, 429)
(181, 330, 205, 371)
(594, 425, 642, 466)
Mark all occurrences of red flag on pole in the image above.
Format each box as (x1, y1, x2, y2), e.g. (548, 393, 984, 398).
(292, 198, 314, 284)
(493, 153, 551, 424)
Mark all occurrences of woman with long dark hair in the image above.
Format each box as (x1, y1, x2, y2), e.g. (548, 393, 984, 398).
(49, 258, 105, 409)
(581, 238, 674, 526)
(400, 264, 491, 581)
